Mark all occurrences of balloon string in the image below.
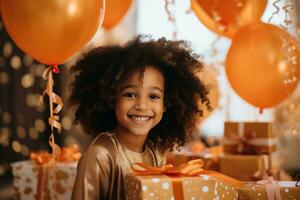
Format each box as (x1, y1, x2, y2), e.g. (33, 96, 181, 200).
(164, 0, 177, 40)
(268, 0, 281, 23)
(211, 36, 221, 58)
(41, 65, 63, 160)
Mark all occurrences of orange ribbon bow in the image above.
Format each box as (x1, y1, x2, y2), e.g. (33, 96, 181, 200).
(30, 144, 81, 165)
(132, 159, 245, 187)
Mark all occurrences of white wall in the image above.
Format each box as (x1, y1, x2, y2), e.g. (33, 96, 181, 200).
(136, 0, 295, 136)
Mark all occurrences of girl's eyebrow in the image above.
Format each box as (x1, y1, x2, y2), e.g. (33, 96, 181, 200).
(120, 84, 163, 93)
(150, 86, 163, 93)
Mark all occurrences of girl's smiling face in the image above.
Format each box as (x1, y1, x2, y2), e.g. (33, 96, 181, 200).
(115, 66, 165, 138)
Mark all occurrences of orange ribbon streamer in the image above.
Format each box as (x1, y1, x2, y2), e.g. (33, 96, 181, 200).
(132, 159, 245, 199)
(41, 65, 64, 160)
(257, 176, 282, 200)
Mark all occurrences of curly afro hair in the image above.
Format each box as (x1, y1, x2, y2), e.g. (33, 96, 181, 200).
(69, 36, 211, 152)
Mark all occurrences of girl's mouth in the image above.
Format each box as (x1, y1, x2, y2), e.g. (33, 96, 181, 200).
(128, 115, 153, 124)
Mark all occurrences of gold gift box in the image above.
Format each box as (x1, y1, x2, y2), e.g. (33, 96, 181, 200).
(220, 154, 273, 181)
(125, 174, 238, 200)
(238, 181, 300, 199)
(223, 122, 277, 154)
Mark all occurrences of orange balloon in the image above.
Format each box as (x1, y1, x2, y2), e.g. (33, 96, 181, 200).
(102, 0, 133, 29)
(225, 22, 300, 109)
(1, 0, 104, 65)
(191, 0, 267, 38)
(197, 67, 219, 123)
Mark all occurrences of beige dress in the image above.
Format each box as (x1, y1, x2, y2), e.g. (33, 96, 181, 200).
(71, 132, 166, 200)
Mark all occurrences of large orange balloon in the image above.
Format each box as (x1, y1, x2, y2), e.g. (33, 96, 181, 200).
(225, 22, 300, 109)
(1, 0, 104, 65)
(102, 0, 133, 29)
(191, 0, 267, 38)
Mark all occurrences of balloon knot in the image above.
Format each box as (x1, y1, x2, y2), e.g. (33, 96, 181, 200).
(52, 65, 60, 73)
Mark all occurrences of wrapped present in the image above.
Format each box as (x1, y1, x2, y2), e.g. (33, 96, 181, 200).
(125, 159, 244, 200)
(47, 162, 78, 200)
(11, 161, 77, 200)
(219, 154, 279, 181)
(12, 161, 49, 200)
(238, 178, 300, 199)
(11, 145, 80, 200)
(223, 122, 277, 154)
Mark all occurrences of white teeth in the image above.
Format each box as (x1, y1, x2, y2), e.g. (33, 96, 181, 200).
(131, 116, 150, 121)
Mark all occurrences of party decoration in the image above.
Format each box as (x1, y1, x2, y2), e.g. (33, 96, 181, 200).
(102, 0, 133, 29)
(1, 0, 104, 65)
(191, 0, 267, 38)
(225, 22, 300, 110)
(197, 66, 219, 123)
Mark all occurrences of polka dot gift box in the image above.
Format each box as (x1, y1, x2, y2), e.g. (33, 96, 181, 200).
(11, 160, 78, 200)
(47, 162, 78, 200)
(125, 174, 239, 200)
(11, 146, 81, 200)
(238, 181, 300, 200)
(11, 161, 49, 200)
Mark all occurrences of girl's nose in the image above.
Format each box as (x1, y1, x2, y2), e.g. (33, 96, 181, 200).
(134, 97, 149, 110)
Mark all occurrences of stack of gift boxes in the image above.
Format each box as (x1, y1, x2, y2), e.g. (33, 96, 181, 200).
(125, 122, 300, 199)
(220, 122, 281, 181)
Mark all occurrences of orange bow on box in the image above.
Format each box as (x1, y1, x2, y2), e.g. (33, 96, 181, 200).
(30, 144, 81, 165)
(131, 159, 244, 200)
(132, 159, 244, 187)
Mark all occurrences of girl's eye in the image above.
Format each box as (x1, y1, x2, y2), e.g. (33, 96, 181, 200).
(149, 94, 161, 100)
(123, 92, 136, 98)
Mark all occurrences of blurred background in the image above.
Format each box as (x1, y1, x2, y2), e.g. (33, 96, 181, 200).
(1, 0, 300, 199)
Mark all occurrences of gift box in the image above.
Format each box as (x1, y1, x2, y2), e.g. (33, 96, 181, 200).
(11, 145, 81, 200)
(125, 174, 239, 200)
(12, 161, 49, 200)
(125, 159, 243, 200)
(11, 160, 78, 200)
(47, 162, 78, 200)
(238, 181, 300, 199)
(220, 154, 273, 181)
(223, 122, 277, 154)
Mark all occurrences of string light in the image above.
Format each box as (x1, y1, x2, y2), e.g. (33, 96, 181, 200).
(3, 42, 13, 58)
(10, 55, 22, 69)
(16, 126, 26, 139)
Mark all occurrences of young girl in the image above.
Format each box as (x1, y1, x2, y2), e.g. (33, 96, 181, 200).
(69, 36, 211, 200)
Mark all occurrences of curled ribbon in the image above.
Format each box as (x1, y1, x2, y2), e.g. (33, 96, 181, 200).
(257, 176, 282, 200)
(41, 65, 63, 133)
(41, 65, 64, 160)
(132, 159, 244, 188)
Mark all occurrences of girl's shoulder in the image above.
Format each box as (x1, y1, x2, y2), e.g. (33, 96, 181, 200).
(82, 131, 118, 161)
